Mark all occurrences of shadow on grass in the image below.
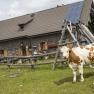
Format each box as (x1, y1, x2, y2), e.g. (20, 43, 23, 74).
(54, 72, 94, 85)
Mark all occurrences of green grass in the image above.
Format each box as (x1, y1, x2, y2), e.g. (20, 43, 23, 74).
(0, 64, 94, 94)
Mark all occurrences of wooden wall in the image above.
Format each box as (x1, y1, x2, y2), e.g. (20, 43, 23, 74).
(0, 32, 61, 56)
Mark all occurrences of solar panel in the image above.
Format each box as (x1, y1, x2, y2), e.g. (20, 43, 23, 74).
(66, 1, 84, 23)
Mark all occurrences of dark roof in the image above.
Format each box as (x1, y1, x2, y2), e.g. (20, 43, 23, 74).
(0, 0, 92, 41)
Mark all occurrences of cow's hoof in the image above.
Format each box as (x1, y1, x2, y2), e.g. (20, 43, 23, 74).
(72, 81, 76, 83)
(80, 79, 84, 82)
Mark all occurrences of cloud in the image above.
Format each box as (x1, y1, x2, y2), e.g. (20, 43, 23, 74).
(0, 0, 84, 21)
(0, 10, 8, 20)
(0, 11, 2, 15)
(62, 0, 83, 4)
(9, 0, 26, 17)
(8, 0, 62, 17)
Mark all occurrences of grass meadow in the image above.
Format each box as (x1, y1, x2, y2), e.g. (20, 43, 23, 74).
(0, 64, 94, 94)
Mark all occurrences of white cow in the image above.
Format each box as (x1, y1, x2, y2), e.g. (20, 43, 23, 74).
(59, 43, 94, 82)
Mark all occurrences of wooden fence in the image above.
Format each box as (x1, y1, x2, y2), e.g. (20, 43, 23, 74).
(0, 51, 66, 69)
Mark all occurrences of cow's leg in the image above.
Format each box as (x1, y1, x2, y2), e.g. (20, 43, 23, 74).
(69, 63, 77, 82)
(78, 64, 84, 82)
(73, 70, 77, 82)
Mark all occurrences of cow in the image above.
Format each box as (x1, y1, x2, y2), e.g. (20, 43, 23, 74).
(59, 43, 94, 82)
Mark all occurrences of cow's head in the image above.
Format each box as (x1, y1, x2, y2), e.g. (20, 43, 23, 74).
(59, 46, 70, 59)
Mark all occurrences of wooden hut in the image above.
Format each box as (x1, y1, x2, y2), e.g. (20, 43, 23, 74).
(0, 0, 93, 56)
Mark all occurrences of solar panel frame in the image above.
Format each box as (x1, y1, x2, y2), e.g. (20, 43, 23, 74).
(66, 1, 84, 23)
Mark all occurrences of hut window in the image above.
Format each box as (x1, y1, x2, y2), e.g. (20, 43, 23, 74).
(20, 42, 26, 56)
(0, 50, 4, 56)
(18, 24, 24, 31)
(18, 13, 35, 32)
(48, 43, 57, 49)
(39, 42, 48, 51)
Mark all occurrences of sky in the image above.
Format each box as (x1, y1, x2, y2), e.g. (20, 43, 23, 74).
(0, 0, 84, 21)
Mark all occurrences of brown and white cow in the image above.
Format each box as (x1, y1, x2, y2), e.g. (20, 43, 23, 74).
(59, 43, 94, 82)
